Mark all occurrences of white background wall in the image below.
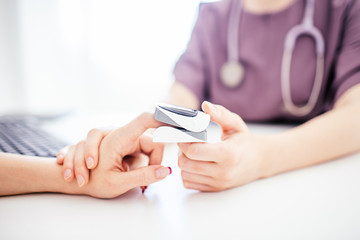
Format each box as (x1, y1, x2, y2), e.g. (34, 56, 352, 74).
(0, 0, 23, 113)
(0, 0, 209, 115)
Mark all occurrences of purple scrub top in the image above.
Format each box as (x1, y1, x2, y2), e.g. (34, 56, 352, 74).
(173, 0, 360, 122)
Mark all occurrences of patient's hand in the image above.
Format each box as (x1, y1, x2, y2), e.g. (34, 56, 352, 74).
(58, 126, 112, 172)
(56, 127, 111, 186)
(56, 113, 171, 197)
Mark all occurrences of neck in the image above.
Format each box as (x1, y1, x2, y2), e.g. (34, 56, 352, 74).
(243, 0, 296, 14)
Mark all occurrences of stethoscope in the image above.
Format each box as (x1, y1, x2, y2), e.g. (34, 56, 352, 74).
(220, 0, 325, 116)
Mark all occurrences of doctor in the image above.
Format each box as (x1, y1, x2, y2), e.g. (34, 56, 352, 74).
(58, 0, 360, 192)
(167, 0, 360, 191)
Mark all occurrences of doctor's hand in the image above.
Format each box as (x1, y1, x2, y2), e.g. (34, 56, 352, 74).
(56, 113, 171, 198)
(177, 101, 267, 192)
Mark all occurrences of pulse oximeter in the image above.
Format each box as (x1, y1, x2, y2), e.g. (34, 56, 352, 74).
(153, 104, 210, 143)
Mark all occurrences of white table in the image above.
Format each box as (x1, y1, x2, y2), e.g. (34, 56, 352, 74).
(0, 112, 359, 240)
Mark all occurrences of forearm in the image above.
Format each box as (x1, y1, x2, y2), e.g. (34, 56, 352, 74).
(0, 153, 85, 196)
(261, 102, 360, 178)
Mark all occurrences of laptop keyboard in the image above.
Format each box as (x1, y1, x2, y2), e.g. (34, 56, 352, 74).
(0, 116, 67, 157)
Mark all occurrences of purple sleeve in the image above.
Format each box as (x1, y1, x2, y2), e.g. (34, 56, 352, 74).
(173, 4, 210, 104)
(331, 1, 360, 105)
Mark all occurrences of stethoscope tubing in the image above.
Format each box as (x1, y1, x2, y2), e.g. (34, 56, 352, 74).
(223, 0, 325, 116)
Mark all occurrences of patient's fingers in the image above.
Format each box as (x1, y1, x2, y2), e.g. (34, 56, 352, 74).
(56, 146, 69, 164)
(139, 134, 164, 166)
(63, 145, 76, 182)
(84, 128, 110, 170)
(74, 141, 89, 187)
(121, 165, 172, 191)
(118, 112, 162, 144)
(56, 152, 64, 164)
(124, 153, 148, 171)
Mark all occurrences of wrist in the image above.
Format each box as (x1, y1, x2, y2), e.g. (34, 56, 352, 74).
(37, 158, 88, 196)
(255, 134, 283, 179)
(0, 153, 89, 196)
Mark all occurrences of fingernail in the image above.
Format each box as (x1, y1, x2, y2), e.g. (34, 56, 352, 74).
(64, 169, 72, 180)
(155, 167, 171, 179)
(86, 157, 94, 169)
(204, 101, 216, 112)
(57, 153, 64, 160)
(77, 175, 85, 187)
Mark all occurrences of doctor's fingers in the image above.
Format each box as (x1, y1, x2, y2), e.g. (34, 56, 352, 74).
(62, 145, 76, 182)
(182, 181, 215, 192)
(139, 134, 164, 166)
(178, 142, 227, 162)
(74, 141, 89, 187)
(201, 101, 248, 134)
(84, 128, 111, 170)
(181, 170, 216, 186)
(178, 152, 217, 176)
(182, 171, 231, 192)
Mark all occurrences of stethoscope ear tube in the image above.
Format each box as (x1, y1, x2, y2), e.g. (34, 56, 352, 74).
(221, 0, 325, 117)
(281, 2, 325, 116)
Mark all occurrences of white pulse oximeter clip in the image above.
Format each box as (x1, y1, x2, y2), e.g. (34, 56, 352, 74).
(153, 103, 210, 143)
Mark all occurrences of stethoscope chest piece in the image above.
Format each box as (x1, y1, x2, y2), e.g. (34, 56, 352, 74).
(220, 61, 245, 88)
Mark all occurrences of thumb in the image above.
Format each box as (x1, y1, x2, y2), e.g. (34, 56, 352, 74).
(122, 165, 172, 190)
(202, 101, 248, 133)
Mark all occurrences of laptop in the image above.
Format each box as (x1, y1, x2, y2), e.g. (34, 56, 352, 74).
(0, 115, 67, 157)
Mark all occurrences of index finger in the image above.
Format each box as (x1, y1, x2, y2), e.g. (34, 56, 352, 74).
(118, 112, 163, 142)
(178, 142, 227, 162)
